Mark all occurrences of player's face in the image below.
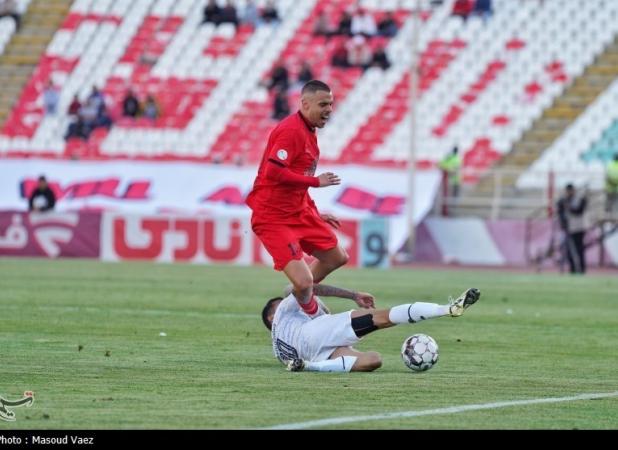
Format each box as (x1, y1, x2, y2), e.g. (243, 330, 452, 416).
(303, 90, 334, 128)
(268, 299, 283, 325)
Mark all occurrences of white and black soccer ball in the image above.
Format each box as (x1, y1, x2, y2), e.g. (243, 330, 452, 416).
(401, 334, 439, 372)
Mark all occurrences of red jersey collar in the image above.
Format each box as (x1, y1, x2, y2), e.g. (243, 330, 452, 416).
(297, 111, 316, 133)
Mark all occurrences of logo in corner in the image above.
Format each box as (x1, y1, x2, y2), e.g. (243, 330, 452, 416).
(276, 149, 288, 161)
(0, 391, 35, 422)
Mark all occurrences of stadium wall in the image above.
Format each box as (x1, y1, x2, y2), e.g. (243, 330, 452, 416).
(0, 211, 390, 268)
(2, 211, 617, 268)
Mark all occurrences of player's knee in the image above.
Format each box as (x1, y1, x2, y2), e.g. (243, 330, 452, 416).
(359, 352, 382, 371)
(335, 248, 349, 268)
(294, 275, 314, 293)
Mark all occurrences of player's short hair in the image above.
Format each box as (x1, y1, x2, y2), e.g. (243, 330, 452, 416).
(261, 296, 283, 331)
(301, 80, 331, 96)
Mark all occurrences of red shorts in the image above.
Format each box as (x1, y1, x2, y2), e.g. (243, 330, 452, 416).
(251, 210, 338, 271)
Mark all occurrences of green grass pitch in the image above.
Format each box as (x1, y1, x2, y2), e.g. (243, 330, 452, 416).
(1, 258, 616, 429)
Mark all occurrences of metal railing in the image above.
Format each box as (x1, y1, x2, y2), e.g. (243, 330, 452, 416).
(523, 192, 618, 270)
(434, 166, 607, 219)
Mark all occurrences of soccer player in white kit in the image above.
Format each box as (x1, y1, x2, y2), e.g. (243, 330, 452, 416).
(261, 285, 480, 372)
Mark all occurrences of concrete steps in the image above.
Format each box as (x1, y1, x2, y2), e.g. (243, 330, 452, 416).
(456, 34, 618, 218)
(0, 0, 73, 127)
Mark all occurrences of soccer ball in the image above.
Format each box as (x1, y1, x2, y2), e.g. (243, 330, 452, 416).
(401, 334, 439, 372)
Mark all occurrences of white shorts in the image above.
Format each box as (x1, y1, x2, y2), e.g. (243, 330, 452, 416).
(299, 310, 360, 362)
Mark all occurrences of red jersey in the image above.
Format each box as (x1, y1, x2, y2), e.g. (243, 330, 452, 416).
(246, 111, 320, 221)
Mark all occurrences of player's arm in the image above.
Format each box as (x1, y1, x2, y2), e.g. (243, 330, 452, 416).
(265, 130, 340, 188)
(265, 161, 340, 188)
(283, 283, 375, 309)
(265, 160, 319, 187)
(314, 284, 375, 308)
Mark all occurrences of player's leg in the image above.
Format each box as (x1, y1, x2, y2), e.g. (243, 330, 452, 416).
(354, 288, 481, 328)
(310, 245, 348, 283)
(287, 289, 480, 373)
(282, 259, 315, 308)
(330, 347, 382, 372)
(291, 305, 458, 374)
(287, 347, 382, 372)
(253, 221, 317, 311)
(297, 212, 348, 283)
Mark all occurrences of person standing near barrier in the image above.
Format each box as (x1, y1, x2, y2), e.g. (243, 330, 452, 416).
(28, 175, 56, 212)
(605, 153, 618, 215)
(439, 146, 461, 215)
(557, 183, 588, 274)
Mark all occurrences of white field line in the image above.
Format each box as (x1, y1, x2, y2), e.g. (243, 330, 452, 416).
(265, 391, 618, 429)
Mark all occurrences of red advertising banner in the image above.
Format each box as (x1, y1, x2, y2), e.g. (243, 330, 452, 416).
(100, 213, 360, 267)
(0, 211, 382, 267)
(0, 211, 100, 258)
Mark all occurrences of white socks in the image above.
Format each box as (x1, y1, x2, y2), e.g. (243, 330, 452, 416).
(303, 356, 357, 372)
(388, 302, 450, 324)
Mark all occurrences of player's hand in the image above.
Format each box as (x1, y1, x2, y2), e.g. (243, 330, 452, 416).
(317, 172, 341, 187)
(320, 213, 341, 229)
(354, 292, 375, 309)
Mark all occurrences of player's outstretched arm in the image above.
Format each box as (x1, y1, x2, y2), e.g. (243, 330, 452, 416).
(313, 284, 375, 309)
(282, 283, 375, 309)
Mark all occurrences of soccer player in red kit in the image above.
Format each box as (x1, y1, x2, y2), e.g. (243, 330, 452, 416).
(246, 80, 348, 316)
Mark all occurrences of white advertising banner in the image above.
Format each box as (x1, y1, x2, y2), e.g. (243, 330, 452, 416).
(0, 159, 440, 253)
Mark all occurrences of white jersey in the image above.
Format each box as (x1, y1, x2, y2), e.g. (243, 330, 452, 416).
(271, 295, 359, 363)
(271, 296, 313, 363)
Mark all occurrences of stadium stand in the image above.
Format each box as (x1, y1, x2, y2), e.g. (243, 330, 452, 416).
(518, 78, 618, 191)
(0, 0, 618, 191)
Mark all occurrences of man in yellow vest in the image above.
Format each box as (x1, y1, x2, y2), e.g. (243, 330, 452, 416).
(439, 146, 462, 215)
(606, 153, 618, 215)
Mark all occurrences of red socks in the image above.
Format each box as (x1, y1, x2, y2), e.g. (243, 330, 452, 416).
(299, 296, 318, 315)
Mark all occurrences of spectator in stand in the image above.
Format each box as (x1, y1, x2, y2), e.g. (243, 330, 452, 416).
(29, 175, 56, 212)
(65, 96, 89, 140)
(297, 62, 314, 85)
(377, 11, 398, 37)
(371, 45, 391, 70)
(87, 86, 105, 117)
(43, 80, 60, 115)
(272, 87, 290, 120)
(313, 10, 335, 38)
(202, 0, 221, 25)
(336, 10, 352, 36)
(331, 41, 349, 68)
(219, 1, 238, 28)
(265, 63, 289, 92)
(351, 7, 377, 38)
(94, 98, 113, 129)
(291, 61, 314, 93)
(472, 0, 493, 21)
(77, 98, 98, 137)
(347, 35, 372, 70)
(122, 89, 140, 118)
(241, 0, 261, 28)
(0, 0, 20, 30)
(261, 0, 280, 25)
(142, 94, 161, 120)
(452, 0, 473, 21)
(68, 95, 81, 117)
